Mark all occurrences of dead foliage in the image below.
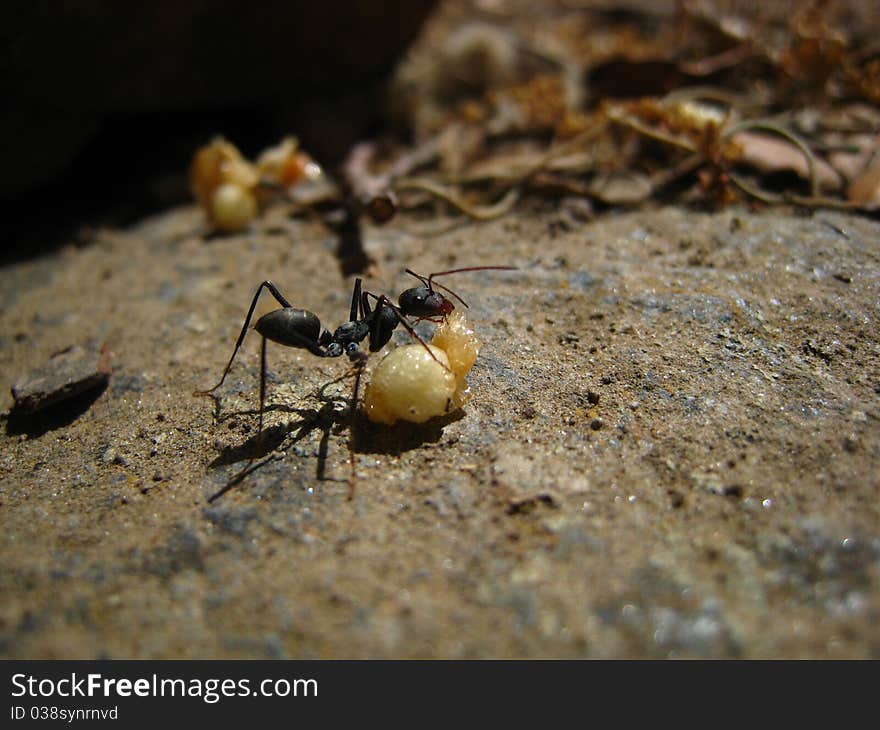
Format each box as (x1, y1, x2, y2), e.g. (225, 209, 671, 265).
(191, 1, 880, 247)
(369, 0, 880, 221)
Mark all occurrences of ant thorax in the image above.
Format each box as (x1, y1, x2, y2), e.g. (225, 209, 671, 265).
(332, 319, 370, 346)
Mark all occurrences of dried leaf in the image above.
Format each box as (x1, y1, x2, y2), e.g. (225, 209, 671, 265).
(826, 134, 878, 181)
(730, 131, 842, 191)
(847, 160, 880, 207)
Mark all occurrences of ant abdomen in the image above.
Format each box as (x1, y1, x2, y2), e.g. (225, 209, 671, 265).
(255, 308, 322, 348)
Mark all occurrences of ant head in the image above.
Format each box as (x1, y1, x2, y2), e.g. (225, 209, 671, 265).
(398, 286, 454, 319)
(398, 264, 516, 318)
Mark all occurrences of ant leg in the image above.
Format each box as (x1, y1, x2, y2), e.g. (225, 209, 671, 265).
(366, 292, 451, 372)
(360, 284, 372, 320)
(348, 365, 364, 501)
(194, 280, 293, 396)
(349, 278, 362, 322)
(258, 336, 267, 434)
(347, 360, 365, 501)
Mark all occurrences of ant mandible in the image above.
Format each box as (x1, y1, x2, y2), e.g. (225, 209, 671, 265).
(194, 265, 516, 435)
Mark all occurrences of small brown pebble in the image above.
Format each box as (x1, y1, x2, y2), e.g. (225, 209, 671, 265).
(590, 418, 603, 431)
(667, 490, 685, 508)
(11, 342, 111, 415)
(587, 390, 600, 405)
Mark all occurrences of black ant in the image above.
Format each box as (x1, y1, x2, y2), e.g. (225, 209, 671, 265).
(195, 277, 404, 432)
(398, 267, 489, 319)
(194, 265, 515, 497)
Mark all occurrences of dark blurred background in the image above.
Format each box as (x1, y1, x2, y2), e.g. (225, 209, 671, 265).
(1, 1, 437, 261)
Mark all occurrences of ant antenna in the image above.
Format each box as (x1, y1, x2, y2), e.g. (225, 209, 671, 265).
(404, 266, 517, 309)
(363, 291, 451, 372)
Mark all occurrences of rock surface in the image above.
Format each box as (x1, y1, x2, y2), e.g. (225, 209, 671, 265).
(0, 203, 878, 658)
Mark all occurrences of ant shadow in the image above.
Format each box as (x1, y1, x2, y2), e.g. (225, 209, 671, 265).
(206, 381, 345, 502)
(205, 373, 460, 501)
